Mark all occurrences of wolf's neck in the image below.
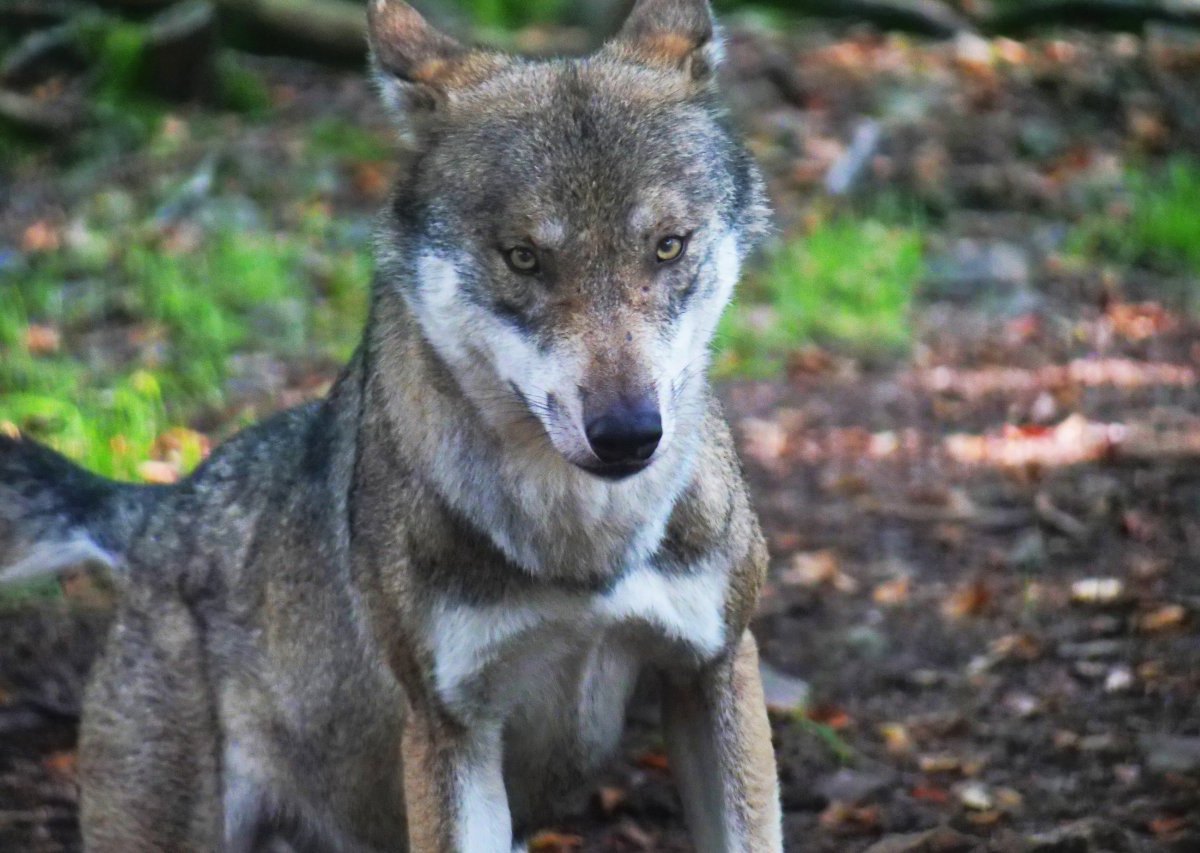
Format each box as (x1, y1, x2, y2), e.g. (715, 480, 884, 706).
(362, 294, 700, 582)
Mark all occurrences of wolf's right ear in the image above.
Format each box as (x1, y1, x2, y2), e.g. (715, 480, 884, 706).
(606, 0, 722, 84)
(367, 0, 507, 134)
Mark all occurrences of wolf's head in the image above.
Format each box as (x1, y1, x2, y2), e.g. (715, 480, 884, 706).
(370, 0, 768, 480)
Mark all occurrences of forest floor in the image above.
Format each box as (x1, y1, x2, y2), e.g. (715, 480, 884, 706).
(2, 18, 1199, 852)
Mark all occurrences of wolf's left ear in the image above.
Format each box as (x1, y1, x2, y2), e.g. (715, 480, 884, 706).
(606, 0, 722, 83)
(367, 0, 508, 131)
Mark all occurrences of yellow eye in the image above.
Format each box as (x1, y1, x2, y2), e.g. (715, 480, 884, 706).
(505, 246, 539, 274)
(656, 235, 686, 263)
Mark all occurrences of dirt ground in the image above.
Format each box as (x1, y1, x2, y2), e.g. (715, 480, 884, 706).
(3, 21, 1200, 853)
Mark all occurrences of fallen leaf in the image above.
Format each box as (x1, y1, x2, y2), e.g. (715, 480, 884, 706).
(910, 784, 951, 804)
(989, 633, 1041, 661)
(528, 830, 583, 852)
(807, 704, 852, 730)
(918, 753, 960, 774)
(22, 219, 61, 252)
(633, 750, 669, 772)
(818, 801, 881, 834)
(43, 750, 77, 779)
(595, 786, 625, 816)
(1139, 604, 1187, 633)
(781, 550, 858, 593)
(352, 162, 390, 199)
(739, 417, 788, 465)
(138, 460, 181, 485)
(23, 324, 61, 355)
(941, 580, 991, 619)
(879, 723, 914, 755)
(873, 576, 911, 605)
(1148, 815, 1189, 840)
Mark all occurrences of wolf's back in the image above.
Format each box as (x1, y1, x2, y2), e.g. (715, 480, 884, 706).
(0, 436, 159, 583)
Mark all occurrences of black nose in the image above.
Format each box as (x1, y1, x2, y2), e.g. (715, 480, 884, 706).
(585, 405, 663, 466)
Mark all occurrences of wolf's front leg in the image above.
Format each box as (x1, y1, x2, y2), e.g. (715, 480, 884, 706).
(662, 629, 783, 852)
(402, 710, 513, 852)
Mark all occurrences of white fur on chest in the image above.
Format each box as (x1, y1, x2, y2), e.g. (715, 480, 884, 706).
(427, 559, 728, 714)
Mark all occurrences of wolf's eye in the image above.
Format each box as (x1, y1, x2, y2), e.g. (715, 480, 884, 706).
(504, 246, 540, 275)
(656, 235, 687, 263)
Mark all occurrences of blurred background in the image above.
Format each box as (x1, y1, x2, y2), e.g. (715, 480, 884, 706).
(1, 1, 1199, 851)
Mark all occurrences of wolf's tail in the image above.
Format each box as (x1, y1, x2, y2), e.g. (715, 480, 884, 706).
(0, 435, 160, 584)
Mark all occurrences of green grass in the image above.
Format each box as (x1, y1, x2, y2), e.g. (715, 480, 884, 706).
(460, 0, 571, 31)
(1072, 159, 1200, 280)
(306, 118, 392, 163)
(714, 218, 924, 377)
(0, 212, 369, 482)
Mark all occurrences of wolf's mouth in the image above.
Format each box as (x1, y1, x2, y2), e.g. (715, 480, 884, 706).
(576, 459, 653, 481)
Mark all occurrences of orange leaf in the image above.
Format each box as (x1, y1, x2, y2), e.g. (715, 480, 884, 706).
(43, 750, 77, 778)
(873, 576, 911, 605)
(595, 785, 626, 815)
(1139, 604, 1187, 633)
(21, 219, 60, 252)
(806, 704, 852, 730)
(633, 750, 670, 772)
(911, 784, 951, 804)
(941, 580, 991, 619)
(138, 460, 180, 485)
(528, 830, 583, 852)
(23, 324, 61, 355)
(818, 802, 880, 833)
(1149, 815, 1189, 839)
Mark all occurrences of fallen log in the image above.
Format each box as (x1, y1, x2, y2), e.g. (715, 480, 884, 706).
(0, 0, 80, 33)
(0, 89, 84, 136)
(213, 0, 366, 65)
(983, 0, 1200, 35)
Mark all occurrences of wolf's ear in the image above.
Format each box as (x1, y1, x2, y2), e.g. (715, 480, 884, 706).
(606, 0, 722, 83)
(367, 0, 508, 130)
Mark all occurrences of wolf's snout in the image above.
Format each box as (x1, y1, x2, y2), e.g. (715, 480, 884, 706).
(584, 399, 663, 468)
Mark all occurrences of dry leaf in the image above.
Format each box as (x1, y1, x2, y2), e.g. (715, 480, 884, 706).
(22, 219, 61, 252)
(43, 750, 77, 779)
(23, 324, 61, 355)
(910, 784, 951, 804)
(807, 704, 852, 730)
(1139, 604, 1186, 633)
(818, 801, 880, 834)
(595, 786, 625, 816)
(941, 580, 991, 619)
(918, 753, 960, 773)
(633, 750, 669, 772)
(529, 830, 583, 852)
(138, 460, 181, 485)
(1148, 815, 1189, 840)
(879, 723, 914, 755)
(781, 550, 858, 593)
(873, 576, 911, 605)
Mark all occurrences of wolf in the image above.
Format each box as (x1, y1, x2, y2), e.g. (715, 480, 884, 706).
(0, 0, 781, 849)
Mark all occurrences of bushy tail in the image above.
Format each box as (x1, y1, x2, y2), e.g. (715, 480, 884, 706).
(0, 436, 159, 584)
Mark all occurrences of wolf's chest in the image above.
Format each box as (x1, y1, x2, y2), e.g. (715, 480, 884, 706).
(425, 561, 729, 717)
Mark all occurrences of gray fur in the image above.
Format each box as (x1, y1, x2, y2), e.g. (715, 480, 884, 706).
(0, 2, 782, 850)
